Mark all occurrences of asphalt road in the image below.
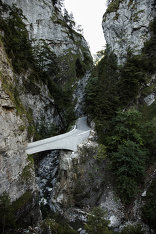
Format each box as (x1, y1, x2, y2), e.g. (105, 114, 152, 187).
(26, 116, 91, 154)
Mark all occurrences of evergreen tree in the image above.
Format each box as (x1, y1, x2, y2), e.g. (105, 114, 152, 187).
(85, 207, 112, 234)
(142, 178, 156, 231)
(0, 3, 34, 73)
(0, 193, 15, 234)
(105, 108, 154, 204)
(63, 9, 75, 29)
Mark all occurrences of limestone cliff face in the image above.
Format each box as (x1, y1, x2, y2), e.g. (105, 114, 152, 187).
(1, 0, 92, 132)
(0, 0, 92, 211)
(102, 0, 155, 64)
(0, 1, 92, 155)
(0, 42, 37, 202)
(16, 73, 62, 138)
(3, 0, 90, 59)
(50, 129, 124, 228)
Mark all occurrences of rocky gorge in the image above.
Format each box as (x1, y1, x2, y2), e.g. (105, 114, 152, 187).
(0, 0, 156, 233)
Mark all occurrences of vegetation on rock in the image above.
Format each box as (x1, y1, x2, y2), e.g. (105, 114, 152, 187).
(41, 217, 77, 234)
(0, 1, 92, 139)
(0, 193, 16, 234)
(142, 177, 156, 231)
(85, 18, 156, 205)
(103, 0, 124, 21)
(84, 207, 113, 234)
(0, 191, 33, 233)
(0, 0, 155, 232)
(106, 109, 151, 204)
(0, 1, 35, 73)
(120, 224, 144, 234)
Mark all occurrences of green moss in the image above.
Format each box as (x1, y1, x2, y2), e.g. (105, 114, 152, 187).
(0, 193, 16, 232)
(41, 218, 77, 234)
(0, 191, 33, 232)
(3, 82, 25, 118)
(13, 88, 26, 116)
(53, 17, 69, 28)
(113, 13, 120, 20)
(21, 163, 33, 181)
(84, 207, 112, 234)
(0, 69, 35, 139)
(11, 191, 32, 211)
(26, 108, 35, 139)
(57, 50, 77, 82)
(121, 224, 144, 234)
(0, 75, 14, 103)
(94, 144, 107, 161)
(18, 125, 26, 132)
(27, 154, 34, 165)
(128, 0, 134, 8)
(56, 45, 91, 84)
(142, 177, 156, 231)
(103, 0, 124, 21)
(0, 3, 35, 73)
(131, 10, 144, 22)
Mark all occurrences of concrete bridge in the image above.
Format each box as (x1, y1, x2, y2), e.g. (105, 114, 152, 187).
(26, 117, 91, 154)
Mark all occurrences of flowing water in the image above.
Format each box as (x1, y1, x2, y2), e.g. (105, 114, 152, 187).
(36, 151, 59, 208)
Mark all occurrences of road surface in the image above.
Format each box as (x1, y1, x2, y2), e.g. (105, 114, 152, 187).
(26, 116, 90, 154)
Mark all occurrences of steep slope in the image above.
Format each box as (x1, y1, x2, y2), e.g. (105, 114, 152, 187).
(101, 0, 156, 128)
(102, 0, 156, 64)
(102, 0, 156, 107)
(3, 0, 92, 83)
(1, 0, 92, 135)
(3, 0, 90, 57)
(0, 0, 92, 232)
(1, 0, 155, 233)
(0, 38, 41, 230)
(84, 0, 156, 232)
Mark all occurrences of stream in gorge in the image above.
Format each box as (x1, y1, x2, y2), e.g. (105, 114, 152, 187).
(35, 71, 91, 208)
(35, 150, 88, 233)
(33, 71, 92, 230)
(36, 151, 60, 214)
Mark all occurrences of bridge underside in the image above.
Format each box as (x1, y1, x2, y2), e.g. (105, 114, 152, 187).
(26, 144, 76, 155)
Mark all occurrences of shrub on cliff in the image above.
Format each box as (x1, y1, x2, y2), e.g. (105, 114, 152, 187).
(120, 224, 144, 234)
(105, 108, 150, 204)
(41, 218, 77, 234)
(142, 177, 156, 231)
(85, 17, 156, 205)
(85, 46, 119, 124)
(110, 140, 147, 203)
(84, 207, 113, 234)
(86, 105, 155, 204)
(0, 1, 76, 133)
(0, 193, 15, 233)
(0, 2, 34, 73)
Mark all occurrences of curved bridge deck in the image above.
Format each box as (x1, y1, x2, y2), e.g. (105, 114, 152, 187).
(26, 117, 90, 154)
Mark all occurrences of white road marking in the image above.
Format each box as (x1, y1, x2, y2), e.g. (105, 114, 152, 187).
(78, 130, 90, 136)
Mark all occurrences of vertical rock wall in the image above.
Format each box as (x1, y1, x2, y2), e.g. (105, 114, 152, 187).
(3, 0, 91, 58)
(1, 0, 92, 131)
(102, 0, 156, 64)
(0, 41, 37, 202)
